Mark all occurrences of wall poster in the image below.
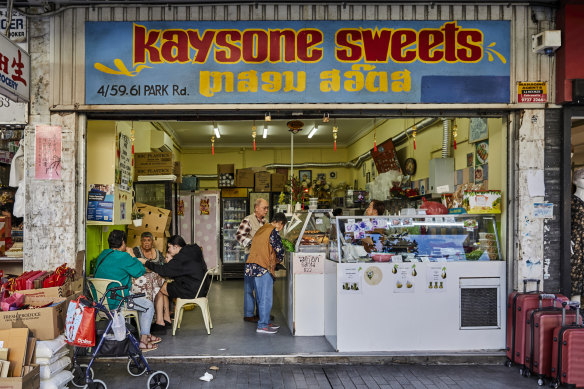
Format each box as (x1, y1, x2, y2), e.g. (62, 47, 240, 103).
(339, 265, 362, 294)
(87, 184, 114, 222)
(117, 133, 132, 192)
(34, 125, 62, 180)
(392, 263, 417, 293)
(426, 265, 447, 292)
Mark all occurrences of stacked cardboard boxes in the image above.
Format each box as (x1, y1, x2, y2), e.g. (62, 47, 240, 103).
(127, 203, 172, 253)
(0, 328, 40, 387)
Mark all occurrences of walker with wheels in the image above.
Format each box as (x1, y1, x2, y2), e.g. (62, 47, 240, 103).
(69, 285, 169, 389)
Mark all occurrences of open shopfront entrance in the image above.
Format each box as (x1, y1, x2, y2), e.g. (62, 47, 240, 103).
(84, 111, 510, 354)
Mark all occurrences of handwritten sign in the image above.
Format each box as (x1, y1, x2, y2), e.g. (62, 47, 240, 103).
(117, 133, 132, 192)
(293, 252, 325, 274)
(34, 125, 61, 180)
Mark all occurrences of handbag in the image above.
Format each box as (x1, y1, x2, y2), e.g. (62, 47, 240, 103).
(65, 296, 96, 347)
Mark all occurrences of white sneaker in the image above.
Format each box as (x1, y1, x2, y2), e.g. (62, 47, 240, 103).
(268, 323, 280, 330)
(256, 327, 278, 334)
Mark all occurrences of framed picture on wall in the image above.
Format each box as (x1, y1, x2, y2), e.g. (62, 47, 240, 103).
(467, 152, 474, 167)
(469, 118, 489, 143)
(299, 170, 312, 183)
(317, 173, 326, 182)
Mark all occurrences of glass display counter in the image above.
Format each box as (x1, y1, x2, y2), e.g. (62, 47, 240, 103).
(279, 210, 333, 336)
(332, 215, 502, 263)
(324, 214, 507, 352)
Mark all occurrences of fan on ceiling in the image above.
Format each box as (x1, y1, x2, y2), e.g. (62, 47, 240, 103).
(287, 120, 304, 134)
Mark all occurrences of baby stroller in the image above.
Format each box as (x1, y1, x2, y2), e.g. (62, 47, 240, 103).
(69, 285, 169, 389)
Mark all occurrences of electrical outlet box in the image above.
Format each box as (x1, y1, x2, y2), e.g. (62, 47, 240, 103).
(429, 158, 454, 196)
(532, 30, 561, 55)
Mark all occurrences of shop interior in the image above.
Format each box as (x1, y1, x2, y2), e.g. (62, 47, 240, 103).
(84, 113, 507, 354)
(0, 125, 24, 273)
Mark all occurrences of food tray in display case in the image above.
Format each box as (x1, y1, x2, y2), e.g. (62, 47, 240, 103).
(282, 210, 334, 254)
(332, 215, 502, 263)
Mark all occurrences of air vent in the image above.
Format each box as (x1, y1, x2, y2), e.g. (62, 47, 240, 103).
(460, 278, 501, 329)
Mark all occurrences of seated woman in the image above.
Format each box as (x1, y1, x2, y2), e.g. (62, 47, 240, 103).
(145, 235, 209, 333)
(128, 232, 165, 303)
(133, 232, 165, 265)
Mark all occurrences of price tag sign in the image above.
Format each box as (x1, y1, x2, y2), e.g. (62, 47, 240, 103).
(315, 218, 323, 225)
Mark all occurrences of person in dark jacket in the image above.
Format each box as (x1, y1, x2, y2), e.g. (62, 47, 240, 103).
(139, 235, 208, 333)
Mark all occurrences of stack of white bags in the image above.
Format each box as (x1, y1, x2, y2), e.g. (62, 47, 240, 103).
(35, 335, 73, 389)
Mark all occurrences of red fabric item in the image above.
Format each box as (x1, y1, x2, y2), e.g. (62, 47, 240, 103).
(420, 198, 448, 215)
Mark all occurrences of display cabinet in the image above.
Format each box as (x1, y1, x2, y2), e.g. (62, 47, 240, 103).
(283, 209, 334, 253)
(332, 214, 502, 263)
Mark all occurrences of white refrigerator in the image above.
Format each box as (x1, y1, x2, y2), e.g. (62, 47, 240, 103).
(178, 190, 221, 280)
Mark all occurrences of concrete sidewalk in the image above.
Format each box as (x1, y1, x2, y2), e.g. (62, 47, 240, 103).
(87, 361, 539, 388)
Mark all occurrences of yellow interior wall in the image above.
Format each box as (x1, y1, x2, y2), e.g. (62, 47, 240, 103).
(181, 147, 353, 191)
(86, 120, 133, 225)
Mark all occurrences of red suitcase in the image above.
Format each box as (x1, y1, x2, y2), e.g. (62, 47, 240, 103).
(524, 294, 572, 384)
(506, 279, 542, 367)
(551, 302, 584, 389)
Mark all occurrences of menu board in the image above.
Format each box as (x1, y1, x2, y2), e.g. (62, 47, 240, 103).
(371, 138, 402, 174)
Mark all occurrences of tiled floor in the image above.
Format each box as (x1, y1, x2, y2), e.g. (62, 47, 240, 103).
(88, 362, 541, 389)
(149, 279, 335, 356)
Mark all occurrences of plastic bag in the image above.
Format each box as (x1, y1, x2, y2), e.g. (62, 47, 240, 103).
(1, 292, 25, 311)
(65, 297, 96, 347)
(112, 311, 126, 341)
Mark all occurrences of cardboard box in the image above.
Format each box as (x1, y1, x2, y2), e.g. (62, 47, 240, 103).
(217, 164, 235, 187)
(0, 297, 67, 341)
(0, 364, 39, 388)
(127, 228, 169, 254)
(134, 203, 171, 233)
(236, 169, 254, 188)
(221, 188, 248, 198)
(463, 190, 502, 214)
(0, 328, 28, 377)
(254, 171, 271, 192)
(271, 173, 286, 192)
(135, 152, 174, 176)
(15, 278, 83, 298)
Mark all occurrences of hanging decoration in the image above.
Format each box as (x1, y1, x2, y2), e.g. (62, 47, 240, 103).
(332, 119, 338, 151)
(211, 136, 215, 155)
(252, 120, 257, 151)
(130, 120, 135, 158)
(373, 119, 378, 152)
(412, 125, 417, 150)
(452, 123, 458, 150)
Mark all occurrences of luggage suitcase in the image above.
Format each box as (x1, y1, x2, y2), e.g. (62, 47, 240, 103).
(506, 278, 541, 367)
(525, 294, 572, 384)
(551, 302, 584, 389)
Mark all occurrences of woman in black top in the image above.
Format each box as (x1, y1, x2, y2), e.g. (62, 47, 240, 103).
(144, 235, 209, 333)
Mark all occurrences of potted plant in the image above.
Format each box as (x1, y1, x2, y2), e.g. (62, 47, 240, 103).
(131, 210, 145, 227)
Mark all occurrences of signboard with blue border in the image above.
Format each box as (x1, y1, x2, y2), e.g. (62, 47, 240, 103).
(85, 20, 510, 105)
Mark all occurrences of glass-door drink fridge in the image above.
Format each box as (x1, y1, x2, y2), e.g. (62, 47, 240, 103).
(221, 188, 249, 279)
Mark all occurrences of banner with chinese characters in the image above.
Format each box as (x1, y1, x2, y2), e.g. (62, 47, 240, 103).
(0, 31, 29, 102)
(85, 20, 510, 105)
(34, 125, 61, 180)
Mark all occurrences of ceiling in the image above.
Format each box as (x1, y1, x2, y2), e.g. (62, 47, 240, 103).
(158, 118, 376, 149)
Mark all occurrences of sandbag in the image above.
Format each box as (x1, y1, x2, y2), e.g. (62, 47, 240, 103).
(39, 356, 71, 380)
(40, 370, 74, 389)
(35, 349, 69, 366)
(35, 335, 67, 359)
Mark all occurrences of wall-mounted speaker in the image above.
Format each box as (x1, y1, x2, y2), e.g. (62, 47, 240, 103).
(573, 79, 584, 104)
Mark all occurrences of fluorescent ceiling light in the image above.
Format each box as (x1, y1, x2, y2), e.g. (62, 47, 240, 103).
(307, 125, 318, 138)
(263, 125, 268, 138)
(213, 124, 220, 138)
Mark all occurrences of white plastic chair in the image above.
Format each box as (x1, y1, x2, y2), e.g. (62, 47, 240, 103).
(86, 277, 141, 334)
(172, 267, 216, 336)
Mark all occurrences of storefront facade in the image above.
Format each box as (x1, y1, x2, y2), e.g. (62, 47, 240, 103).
(20, 0, 563, 303)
